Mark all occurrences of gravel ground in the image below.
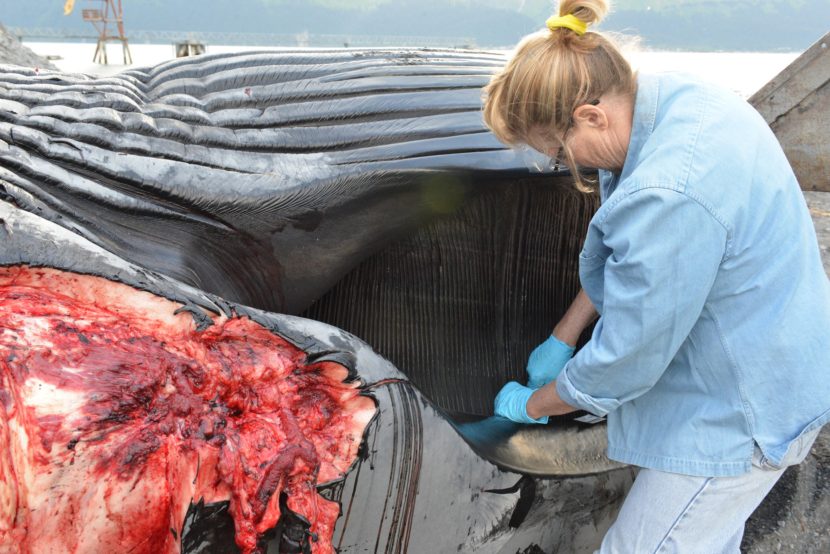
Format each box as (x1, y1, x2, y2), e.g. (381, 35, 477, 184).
(805, 192, 830, 276)
(742, 191, 830, 554)
(0, 23, 56, 69)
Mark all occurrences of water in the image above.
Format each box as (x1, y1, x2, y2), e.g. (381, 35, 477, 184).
(23, 41, 799, 99)
(626, 51, 799, 98)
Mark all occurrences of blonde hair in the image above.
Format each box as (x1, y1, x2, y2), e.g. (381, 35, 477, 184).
(483, 0, 635, 190)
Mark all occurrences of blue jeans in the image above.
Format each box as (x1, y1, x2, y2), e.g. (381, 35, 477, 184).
(597, 427, 822, 554)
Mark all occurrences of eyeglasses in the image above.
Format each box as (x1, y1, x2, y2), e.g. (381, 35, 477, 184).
(515, 99, 600, 174)
(516, 143, 566, 173)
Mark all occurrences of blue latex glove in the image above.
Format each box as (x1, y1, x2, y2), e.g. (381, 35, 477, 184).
(526, 334, 575, 389)
(494, 381, 549, 424)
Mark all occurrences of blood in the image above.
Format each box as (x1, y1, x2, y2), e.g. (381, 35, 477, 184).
(0, 266, 376, 554)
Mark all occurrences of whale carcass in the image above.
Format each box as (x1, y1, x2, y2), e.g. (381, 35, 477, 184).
(0, 50, 636, 553)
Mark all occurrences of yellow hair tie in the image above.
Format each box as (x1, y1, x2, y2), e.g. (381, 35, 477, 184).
(546, 14, 588, 36)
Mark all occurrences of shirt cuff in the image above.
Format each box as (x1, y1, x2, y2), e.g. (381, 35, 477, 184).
(556, 365, 622, 417)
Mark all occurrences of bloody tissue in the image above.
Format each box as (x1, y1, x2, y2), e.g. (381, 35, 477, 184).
(0, 266, 375, 553)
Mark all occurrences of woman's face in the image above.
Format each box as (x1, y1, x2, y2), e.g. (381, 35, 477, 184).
(566, 122, 613, 169)
(524, 127, 568, 171)
(527, 97, 631, 173)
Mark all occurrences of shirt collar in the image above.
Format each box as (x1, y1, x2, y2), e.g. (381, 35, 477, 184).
(599, 72, 660, 201)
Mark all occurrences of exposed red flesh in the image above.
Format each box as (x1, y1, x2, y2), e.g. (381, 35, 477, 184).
(0, 266, 375, 554)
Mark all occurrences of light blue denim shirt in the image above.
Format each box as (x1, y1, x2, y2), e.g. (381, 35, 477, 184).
(556, 72, 830, 477)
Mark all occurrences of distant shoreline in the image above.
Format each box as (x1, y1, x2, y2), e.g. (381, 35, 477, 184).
(12, 31, 807, 55)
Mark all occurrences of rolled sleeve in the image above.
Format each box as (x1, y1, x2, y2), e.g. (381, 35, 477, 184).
(558, 186, 728, 416)
(556, 355, 621, 416)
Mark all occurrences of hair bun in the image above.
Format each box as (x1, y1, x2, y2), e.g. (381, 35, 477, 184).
(558, 0, 610, 28)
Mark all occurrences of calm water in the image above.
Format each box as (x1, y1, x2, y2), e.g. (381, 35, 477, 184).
(24, 41, 799, 99)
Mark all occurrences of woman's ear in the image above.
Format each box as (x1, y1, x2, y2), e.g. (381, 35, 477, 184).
(572, 103, 608, 130)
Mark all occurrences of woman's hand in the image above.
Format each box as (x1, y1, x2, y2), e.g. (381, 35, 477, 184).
(527, 289, 598, 388)
(494, 381, 549, 424)
(494, 380, 578, 423)
(526, 334, 575, 388)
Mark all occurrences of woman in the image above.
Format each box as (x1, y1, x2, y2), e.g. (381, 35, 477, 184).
(485, 1, 830, 552)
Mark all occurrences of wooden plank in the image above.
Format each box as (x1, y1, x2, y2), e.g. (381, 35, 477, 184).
(750, 32, 830, 118)
(750, 32, 830, 192)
